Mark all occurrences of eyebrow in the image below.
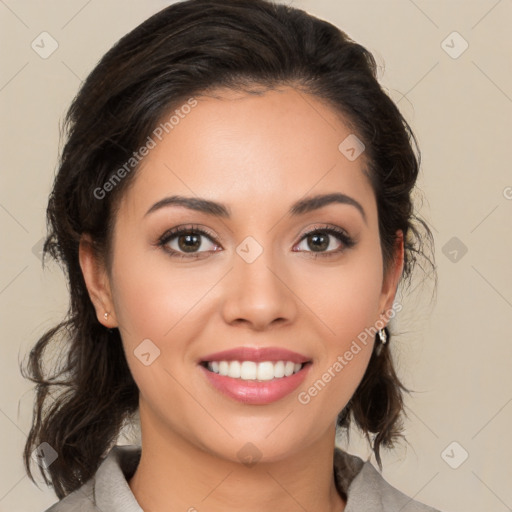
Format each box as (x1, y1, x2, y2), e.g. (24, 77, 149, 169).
(145, 192, 367, 224)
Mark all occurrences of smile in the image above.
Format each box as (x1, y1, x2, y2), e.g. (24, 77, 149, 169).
(202, 360, 306, 381)
(197, 346, 313, 404)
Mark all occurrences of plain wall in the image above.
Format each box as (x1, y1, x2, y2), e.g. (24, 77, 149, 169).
(1, 1, 511, 510)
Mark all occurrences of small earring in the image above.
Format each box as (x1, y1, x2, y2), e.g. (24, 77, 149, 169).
(378, 327, 387, 345)
(104, 312, 109, 320)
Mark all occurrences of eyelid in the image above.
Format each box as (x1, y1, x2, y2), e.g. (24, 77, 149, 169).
(156, 222, 355, 259)
(157, 223, 218, 243)
(155, 224, 221, 258)
(293, 223, 355, 255)
(295, 223, 351, 242)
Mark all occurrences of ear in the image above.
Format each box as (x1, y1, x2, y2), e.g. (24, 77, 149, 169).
(377, 230, 404, 322)
(79, 233, 118, 327)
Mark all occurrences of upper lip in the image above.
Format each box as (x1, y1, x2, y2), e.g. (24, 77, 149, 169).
(199, 347, 312, 364)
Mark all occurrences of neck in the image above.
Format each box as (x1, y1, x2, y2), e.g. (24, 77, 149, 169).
(128, 412, 345, 512)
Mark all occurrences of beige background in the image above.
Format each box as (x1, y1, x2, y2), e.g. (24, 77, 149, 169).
(1, 0, 511, 510)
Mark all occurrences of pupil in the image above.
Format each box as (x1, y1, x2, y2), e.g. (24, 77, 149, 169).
(309, 233, 328, 251)
(178, 234, 200, 252)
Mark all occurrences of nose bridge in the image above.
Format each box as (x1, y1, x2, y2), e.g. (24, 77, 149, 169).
(221, 235, 297, 329)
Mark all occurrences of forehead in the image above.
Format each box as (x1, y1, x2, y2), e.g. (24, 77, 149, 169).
(116, 86, 376, 225)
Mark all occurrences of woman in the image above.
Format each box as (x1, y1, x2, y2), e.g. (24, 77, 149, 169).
(22, 0, 438, 510)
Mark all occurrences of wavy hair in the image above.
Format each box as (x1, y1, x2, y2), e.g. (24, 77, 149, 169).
(21, 0, 435, 499)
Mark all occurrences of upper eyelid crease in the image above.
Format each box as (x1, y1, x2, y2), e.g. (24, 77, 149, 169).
(158, 223, 351, 243)
(158, 225, 354, 258)
(145, 193, 367, 225)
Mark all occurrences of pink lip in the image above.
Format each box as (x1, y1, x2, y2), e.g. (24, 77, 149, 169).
(199, 362, 312, 405)
(199, 347, 311, 364)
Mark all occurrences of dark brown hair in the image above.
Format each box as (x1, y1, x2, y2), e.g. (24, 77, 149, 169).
(21, 0, 435, 500)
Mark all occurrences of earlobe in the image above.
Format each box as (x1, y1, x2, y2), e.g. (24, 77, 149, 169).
(78, 234, 117, 327)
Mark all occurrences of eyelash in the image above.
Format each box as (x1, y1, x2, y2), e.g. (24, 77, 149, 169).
(156, 223, 356, 260)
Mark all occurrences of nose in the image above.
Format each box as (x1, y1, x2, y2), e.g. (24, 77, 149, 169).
(220, 244, 298, 331)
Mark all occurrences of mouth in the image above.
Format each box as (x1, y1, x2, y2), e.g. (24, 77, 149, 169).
(199, 360, 312, 381)
(197, 347, 313, 405)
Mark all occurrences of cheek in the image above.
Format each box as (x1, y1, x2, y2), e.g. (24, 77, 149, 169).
(109, 242, 222, 344)
(296, 244, 383, 405)
(301, 246, 384, 347)
(108, 247, 213, 411)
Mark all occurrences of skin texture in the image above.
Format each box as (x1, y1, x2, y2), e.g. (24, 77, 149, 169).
(79, 86, 404, 512)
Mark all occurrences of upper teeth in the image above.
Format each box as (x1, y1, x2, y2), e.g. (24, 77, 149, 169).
(207, 360, 303, 381)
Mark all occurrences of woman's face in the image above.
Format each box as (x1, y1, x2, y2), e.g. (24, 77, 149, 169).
(95, 86, 402, 462)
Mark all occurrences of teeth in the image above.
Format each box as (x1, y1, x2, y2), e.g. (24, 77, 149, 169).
(206, 360, 304, 381)
(228, 361, 241, 378)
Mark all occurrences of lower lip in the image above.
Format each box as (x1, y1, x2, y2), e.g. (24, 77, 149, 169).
(199, 363, 312, 405)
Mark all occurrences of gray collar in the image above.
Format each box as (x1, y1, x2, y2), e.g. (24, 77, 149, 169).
(48, 444, 440, 511)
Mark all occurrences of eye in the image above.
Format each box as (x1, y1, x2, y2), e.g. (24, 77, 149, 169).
(156, 223, 355, 260)
(157, 225, 221, 259)
(294, 225, 355, 257)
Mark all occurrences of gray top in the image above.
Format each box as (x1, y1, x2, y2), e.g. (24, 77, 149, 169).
(43, 444, 441, 511)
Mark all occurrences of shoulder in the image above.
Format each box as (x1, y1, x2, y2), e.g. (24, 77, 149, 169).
(42, 479, 97, 511)
(334, 447, 442, 512)
(41, 445, 142, 512)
